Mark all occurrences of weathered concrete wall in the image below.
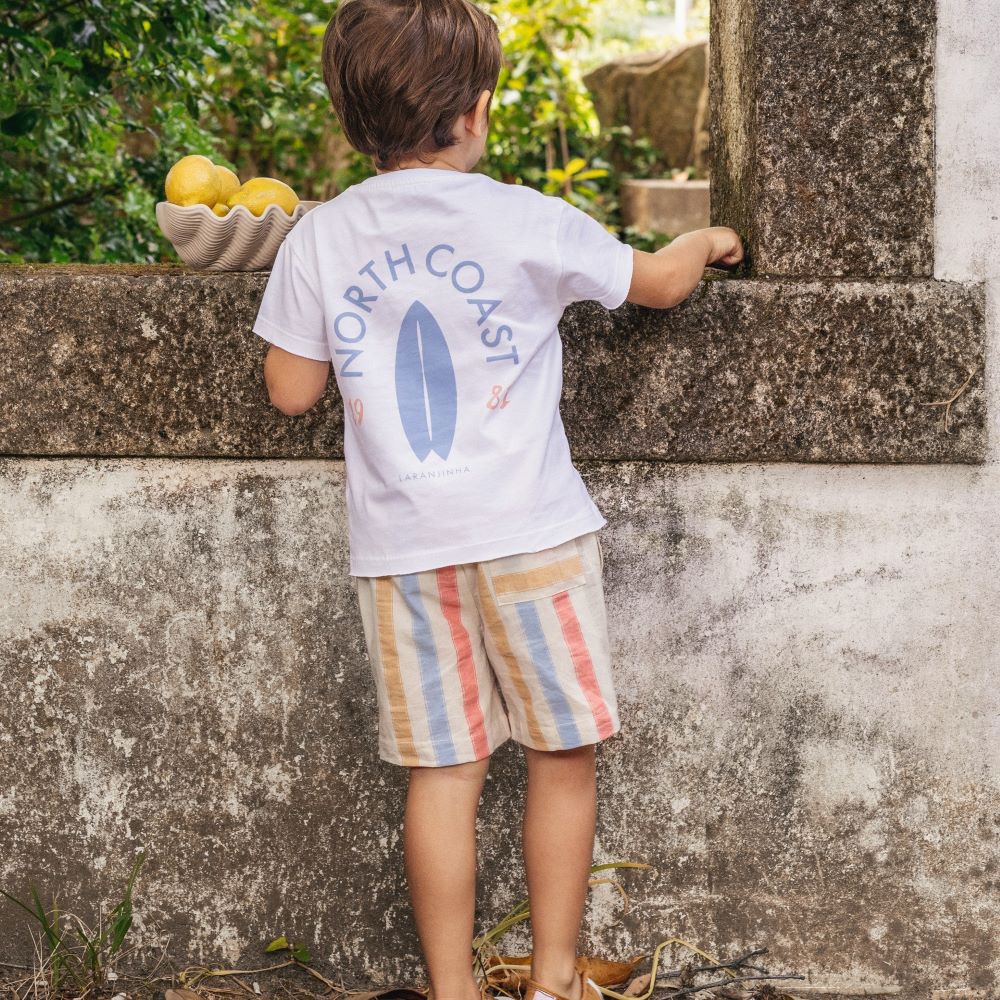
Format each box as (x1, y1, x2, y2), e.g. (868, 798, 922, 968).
(1, 0, 999, 996)
(2, 458, 997, 994)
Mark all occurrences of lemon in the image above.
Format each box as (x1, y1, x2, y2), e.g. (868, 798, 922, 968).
(227, 177, 300, 217)
(211, 203, 230, 217)
(214, 164, 241, 204)
(164, 154, 220, 207)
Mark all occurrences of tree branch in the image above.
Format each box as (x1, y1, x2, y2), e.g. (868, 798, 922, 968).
(16, 0, 88, 32)
(0, 183, 119, 228)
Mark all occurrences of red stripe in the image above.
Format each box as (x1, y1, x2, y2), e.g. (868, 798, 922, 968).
(552, 591, 615, 739)
(436, 566, 491, 759)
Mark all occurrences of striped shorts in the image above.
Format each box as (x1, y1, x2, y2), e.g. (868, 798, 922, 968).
(352, 530, 620, 767)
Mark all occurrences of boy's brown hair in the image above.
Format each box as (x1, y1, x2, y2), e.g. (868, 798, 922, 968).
(322, 0, 502, 172)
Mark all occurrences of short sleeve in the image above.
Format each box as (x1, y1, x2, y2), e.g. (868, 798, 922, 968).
(555, 200, 635, 311)
(252, 237, 332, 361)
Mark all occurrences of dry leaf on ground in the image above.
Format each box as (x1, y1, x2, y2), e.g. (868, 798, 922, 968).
(622, 973, 651, 996)
(576, 956, 646, 988)
(483, 954, 646, 994)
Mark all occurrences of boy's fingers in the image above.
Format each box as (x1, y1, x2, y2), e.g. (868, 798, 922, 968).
(708, 259, 740, 273)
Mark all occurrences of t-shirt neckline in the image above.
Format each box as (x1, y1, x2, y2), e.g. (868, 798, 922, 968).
(358, 167, 480, 188)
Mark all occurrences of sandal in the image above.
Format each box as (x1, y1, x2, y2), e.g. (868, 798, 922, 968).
(523, 969, 602, 1000)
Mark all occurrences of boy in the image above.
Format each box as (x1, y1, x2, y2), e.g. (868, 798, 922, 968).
(252, 2, 744, 1000)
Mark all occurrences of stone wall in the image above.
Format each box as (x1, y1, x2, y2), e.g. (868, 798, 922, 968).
(1, 1, 998, 997)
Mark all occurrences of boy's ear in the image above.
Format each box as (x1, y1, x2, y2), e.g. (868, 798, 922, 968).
(467, 89, 492, 137)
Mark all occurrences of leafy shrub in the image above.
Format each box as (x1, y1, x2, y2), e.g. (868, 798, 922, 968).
(0, 0, 676, 264)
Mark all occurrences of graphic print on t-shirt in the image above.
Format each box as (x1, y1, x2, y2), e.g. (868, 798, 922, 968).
(327, 241, 524, 477)
(395, 300, 457, 461)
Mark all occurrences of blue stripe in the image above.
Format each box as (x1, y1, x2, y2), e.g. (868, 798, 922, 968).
(515, 602, 581, 746)
(399, 573, 459, 765)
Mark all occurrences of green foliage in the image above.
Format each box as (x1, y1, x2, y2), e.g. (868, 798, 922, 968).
(578, 0, 709, 70)
(480, 0, 599, 187)
(0, 852, 145, 995)
(265, 934, 312, 963)
(0, 1, 237, 263)
(1, 0, 682, 263)
(200, 1, 347, 202)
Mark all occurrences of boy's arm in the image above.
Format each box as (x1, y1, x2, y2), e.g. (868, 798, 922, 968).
(627, 226, 744, 309)
(252, 235, 332, 416)
(264, 343, 331, 416)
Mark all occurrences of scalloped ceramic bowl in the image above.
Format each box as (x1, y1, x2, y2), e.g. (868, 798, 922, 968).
(155, 199, 323, 271)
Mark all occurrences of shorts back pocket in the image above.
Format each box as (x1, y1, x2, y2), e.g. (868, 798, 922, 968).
(487, 538, 589, 605)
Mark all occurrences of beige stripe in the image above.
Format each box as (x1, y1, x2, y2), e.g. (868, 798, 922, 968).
(476, 565, 549, 749)
(491, 554, 585, 597)
(375, 576, 421, 766)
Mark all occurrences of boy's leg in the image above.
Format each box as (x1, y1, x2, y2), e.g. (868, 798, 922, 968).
(523, 744, 597, 1000)
(355, 565, 511, 999)
(405, 756, 491, 1000)
(471, 531, 618, 1000)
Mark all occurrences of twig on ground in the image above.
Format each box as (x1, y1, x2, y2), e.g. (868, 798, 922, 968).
(652, 971, 806, 998)
(923, 368, 977, 433)
(655, 949, 770, 981)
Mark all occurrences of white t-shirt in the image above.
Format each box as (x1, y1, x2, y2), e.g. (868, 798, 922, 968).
(252, 167, 634, 577)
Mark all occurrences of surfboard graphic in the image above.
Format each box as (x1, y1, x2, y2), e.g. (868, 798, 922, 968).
(394, 300, 458, 461)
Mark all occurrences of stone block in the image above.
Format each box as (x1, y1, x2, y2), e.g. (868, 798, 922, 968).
(620, 178, 710, 235)
(709, 0, 935, 277)
(584, 40, 709, 171)
(565, 277, 986, 463)
(0, 267, 985, 463)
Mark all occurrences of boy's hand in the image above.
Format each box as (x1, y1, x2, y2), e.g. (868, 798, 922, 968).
(627, 225, 746, 310)
(706, 226, 744, 267)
